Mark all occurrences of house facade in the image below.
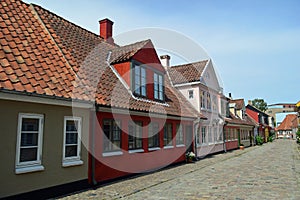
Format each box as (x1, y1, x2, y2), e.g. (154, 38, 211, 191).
(164, 57, 227, 157)
(224, 98, 255, 150)
(276, 114, 298, 139)
(246, 103, 274, 142)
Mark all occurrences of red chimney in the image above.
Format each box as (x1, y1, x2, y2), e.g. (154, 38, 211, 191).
(99, 18, 114, 44)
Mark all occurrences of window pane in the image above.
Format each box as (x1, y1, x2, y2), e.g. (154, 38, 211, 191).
(141, 85, 146, 96)
(141, 68, 146, 78)
(66, 132, 78, 144)
(158, 75, 163, 85)
(103, 120, 121, 152)
(66, 120, 78, 131)
(65, 145, 77, 157)
(154, 74, 158, 84)
(21, 133, 38, 146)
(20, 147, 37, 162)
(164, 124, 173, 146)
(22, 118, 39, 131)
(149, 122, 159, 148)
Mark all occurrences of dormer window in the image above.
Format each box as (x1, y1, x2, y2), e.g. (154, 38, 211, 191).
(154, 72, 164, 101)
(133, 63, 146, 97)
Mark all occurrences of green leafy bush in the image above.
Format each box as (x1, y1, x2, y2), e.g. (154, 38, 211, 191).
(255, 135, 264, 145)
(268, 136, 274, 142)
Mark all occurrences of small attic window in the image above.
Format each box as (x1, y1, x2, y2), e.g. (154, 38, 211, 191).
(188, 90, 194, 99)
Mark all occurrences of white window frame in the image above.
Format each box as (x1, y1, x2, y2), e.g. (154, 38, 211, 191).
(62, 116, 83, 167)
(15, 113, 44, 174)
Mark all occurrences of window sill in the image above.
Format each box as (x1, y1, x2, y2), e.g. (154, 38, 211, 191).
(15, 165, 44, 174)
(199, 143, 208, 147)
(62, 160, 83, 167)
(102, 151, 123, 157)
(129, 149, 144, 154)
(148, 147, 160, 151)
(163, 146, 174, 149)
(176, 144, 185, 148)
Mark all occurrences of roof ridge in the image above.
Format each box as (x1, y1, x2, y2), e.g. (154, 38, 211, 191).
(119, 39, 151, 48)
(171, 59, 209, 68)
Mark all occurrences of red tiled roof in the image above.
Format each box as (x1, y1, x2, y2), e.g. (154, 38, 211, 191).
(277, 114, 298, 131)
(110, 39, 150, 64)
(168, 60, 208, 85)
(229, 99, 244, 110)
(0, 0, 202, 119)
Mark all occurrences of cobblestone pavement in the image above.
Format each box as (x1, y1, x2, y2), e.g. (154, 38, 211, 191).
(59, 140, 300, 200)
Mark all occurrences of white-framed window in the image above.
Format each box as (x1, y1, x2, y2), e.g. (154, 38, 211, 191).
(16, 113, 44, 174)
(188, 90, 194, 99)
(212, 95, 217, 111)
(175, 124, 184, 145)
(213, 127, 218, 142)
(208, 126, 213, 143)
(63, 117, 83, 167)
(128, 121, 143, 150)
(148, 122, 160, 148)
(103, 119, 122, 152)
(201, 126, 206, 143)
(164, 123, 173, 147)
(200, 90, 206, 109)
(207, 93, 211, 110)
(154, 72, 164, 101)
(133, 63, 147, 97)
(218, 127, 223, 142)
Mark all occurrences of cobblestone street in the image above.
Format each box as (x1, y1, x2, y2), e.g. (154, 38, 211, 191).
(59, 140, 300, 200)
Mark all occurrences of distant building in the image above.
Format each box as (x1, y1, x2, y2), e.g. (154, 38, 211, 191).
(276, 114, 298, 139)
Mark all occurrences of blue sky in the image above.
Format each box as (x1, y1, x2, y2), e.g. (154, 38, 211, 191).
(25, 0, 300, 105)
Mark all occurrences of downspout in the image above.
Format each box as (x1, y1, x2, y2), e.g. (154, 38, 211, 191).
(223, 121, 227, 153)
(91, 102, 97, 185)
(193, 117, 201, 159)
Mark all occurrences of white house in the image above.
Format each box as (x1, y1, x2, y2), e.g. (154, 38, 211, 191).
(161, 56, 226, 157)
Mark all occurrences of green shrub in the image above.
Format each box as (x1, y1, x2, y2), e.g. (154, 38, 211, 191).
(255, 135, 264, 145)
(268, 136, 274, 142)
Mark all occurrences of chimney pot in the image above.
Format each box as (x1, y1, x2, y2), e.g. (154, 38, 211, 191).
(160, 55, 171, 68)
(99, 18, 114, 44)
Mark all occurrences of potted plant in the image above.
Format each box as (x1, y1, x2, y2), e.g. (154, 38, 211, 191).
(185, 152, 195, 163)
(239, 143, 244, 150)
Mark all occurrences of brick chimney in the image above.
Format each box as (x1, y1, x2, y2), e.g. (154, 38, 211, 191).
(99, 18, 114, 44)
(160, 55, 171, 69)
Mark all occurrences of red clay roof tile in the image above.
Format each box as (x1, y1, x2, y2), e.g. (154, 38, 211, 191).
(168, 60, 208, 85)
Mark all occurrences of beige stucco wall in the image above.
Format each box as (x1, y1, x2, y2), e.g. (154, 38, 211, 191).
(0, 99, 90, 198)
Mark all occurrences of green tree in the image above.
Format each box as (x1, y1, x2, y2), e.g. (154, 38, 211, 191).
(251, 99, 268, 112)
